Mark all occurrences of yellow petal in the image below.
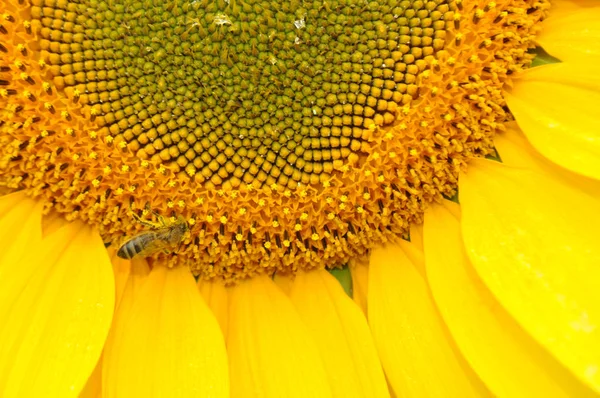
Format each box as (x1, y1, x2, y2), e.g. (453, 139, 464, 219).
(102, 258, 149, 397)
(87, 257, 146, 398)
(0, 221, 114, 397)
(198, 278, 230, 338)
(272, 271, 294, 295)
(368, 244, 488, 397)
(228, 275, 331, 398)
(349, 258, 369, 316)
(495, 124, 600, 198)
(537, 6, 600, 61)
(506, 63, 600, 180)
(0, 192, 42, 270)
(425, 202, 595, 397)
(79, 359, 102, 398)
(460, 158, 600, 392)
(103, 265, 229, 398)
(108, 248, 132, 309)
(42, 210, 71, 237)
(551, 0, 599, 13)
(397, 225, 425, 276)
(288, 270, 389, 398)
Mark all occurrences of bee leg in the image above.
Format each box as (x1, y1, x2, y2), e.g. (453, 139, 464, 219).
(153, 211, 169, 227)
(129, 201, 163, 229)
(131, 211, 162, 229)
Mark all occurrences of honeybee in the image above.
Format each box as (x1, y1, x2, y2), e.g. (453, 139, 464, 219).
(117, 212, 189, 260)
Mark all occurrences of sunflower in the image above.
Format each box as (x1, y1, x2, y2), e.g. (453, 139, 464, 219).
(1, 0, 599, 395)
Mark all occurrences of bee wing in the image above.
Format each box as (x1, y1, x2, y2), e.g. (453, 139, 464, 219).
(134, 233, 171, 257)
(118, 231, 168, 258)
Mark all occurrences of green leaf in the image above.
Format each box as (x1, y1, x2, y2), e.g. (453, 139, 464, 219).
(530, 47, 561, 68)
(329, 266, 353, 298)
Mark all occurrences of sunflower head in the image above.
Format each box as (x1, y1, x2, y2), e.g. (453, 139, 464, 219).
(0, 0, 547, 281)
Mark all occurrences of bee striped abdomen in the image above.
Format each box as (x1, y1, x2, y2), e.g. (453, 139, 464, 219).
(117, 239, 139, 259)
(117, 232, 154, 259)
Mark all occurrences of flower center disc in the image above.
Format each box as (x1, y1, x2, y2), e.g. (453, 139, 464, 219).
(39, 0, 448, 188)
(0, 0, 548, 281)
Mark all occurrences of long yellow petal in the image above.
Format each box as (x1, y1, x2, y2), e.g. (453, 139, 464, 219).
(80, 255, 141, 398)
(506, 63, 600, 180)
(350, 227, 425, 317)
(42, 210, 70, 237)
(0, 192, 42, 271)
(425, 202, 595, 397)
(494, 125, 600, 198)
(103, 265, 229, 398)
(198, 278, 230, 338)
(102, 258, 149, 397)
(288, 270, 389, 398)
(349, 258, 369, 316)
(0, 221, 114, 397)
(228, 275, 331, 398)
(460, 158, 600, 392)
(368, 244, 488, 397)
(108, 248, 132, 309)
(537, 6, 600, 61)
(79, 359, 102, 398)
(550, 0, 599, 13)
(397, 225, 425, 276)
